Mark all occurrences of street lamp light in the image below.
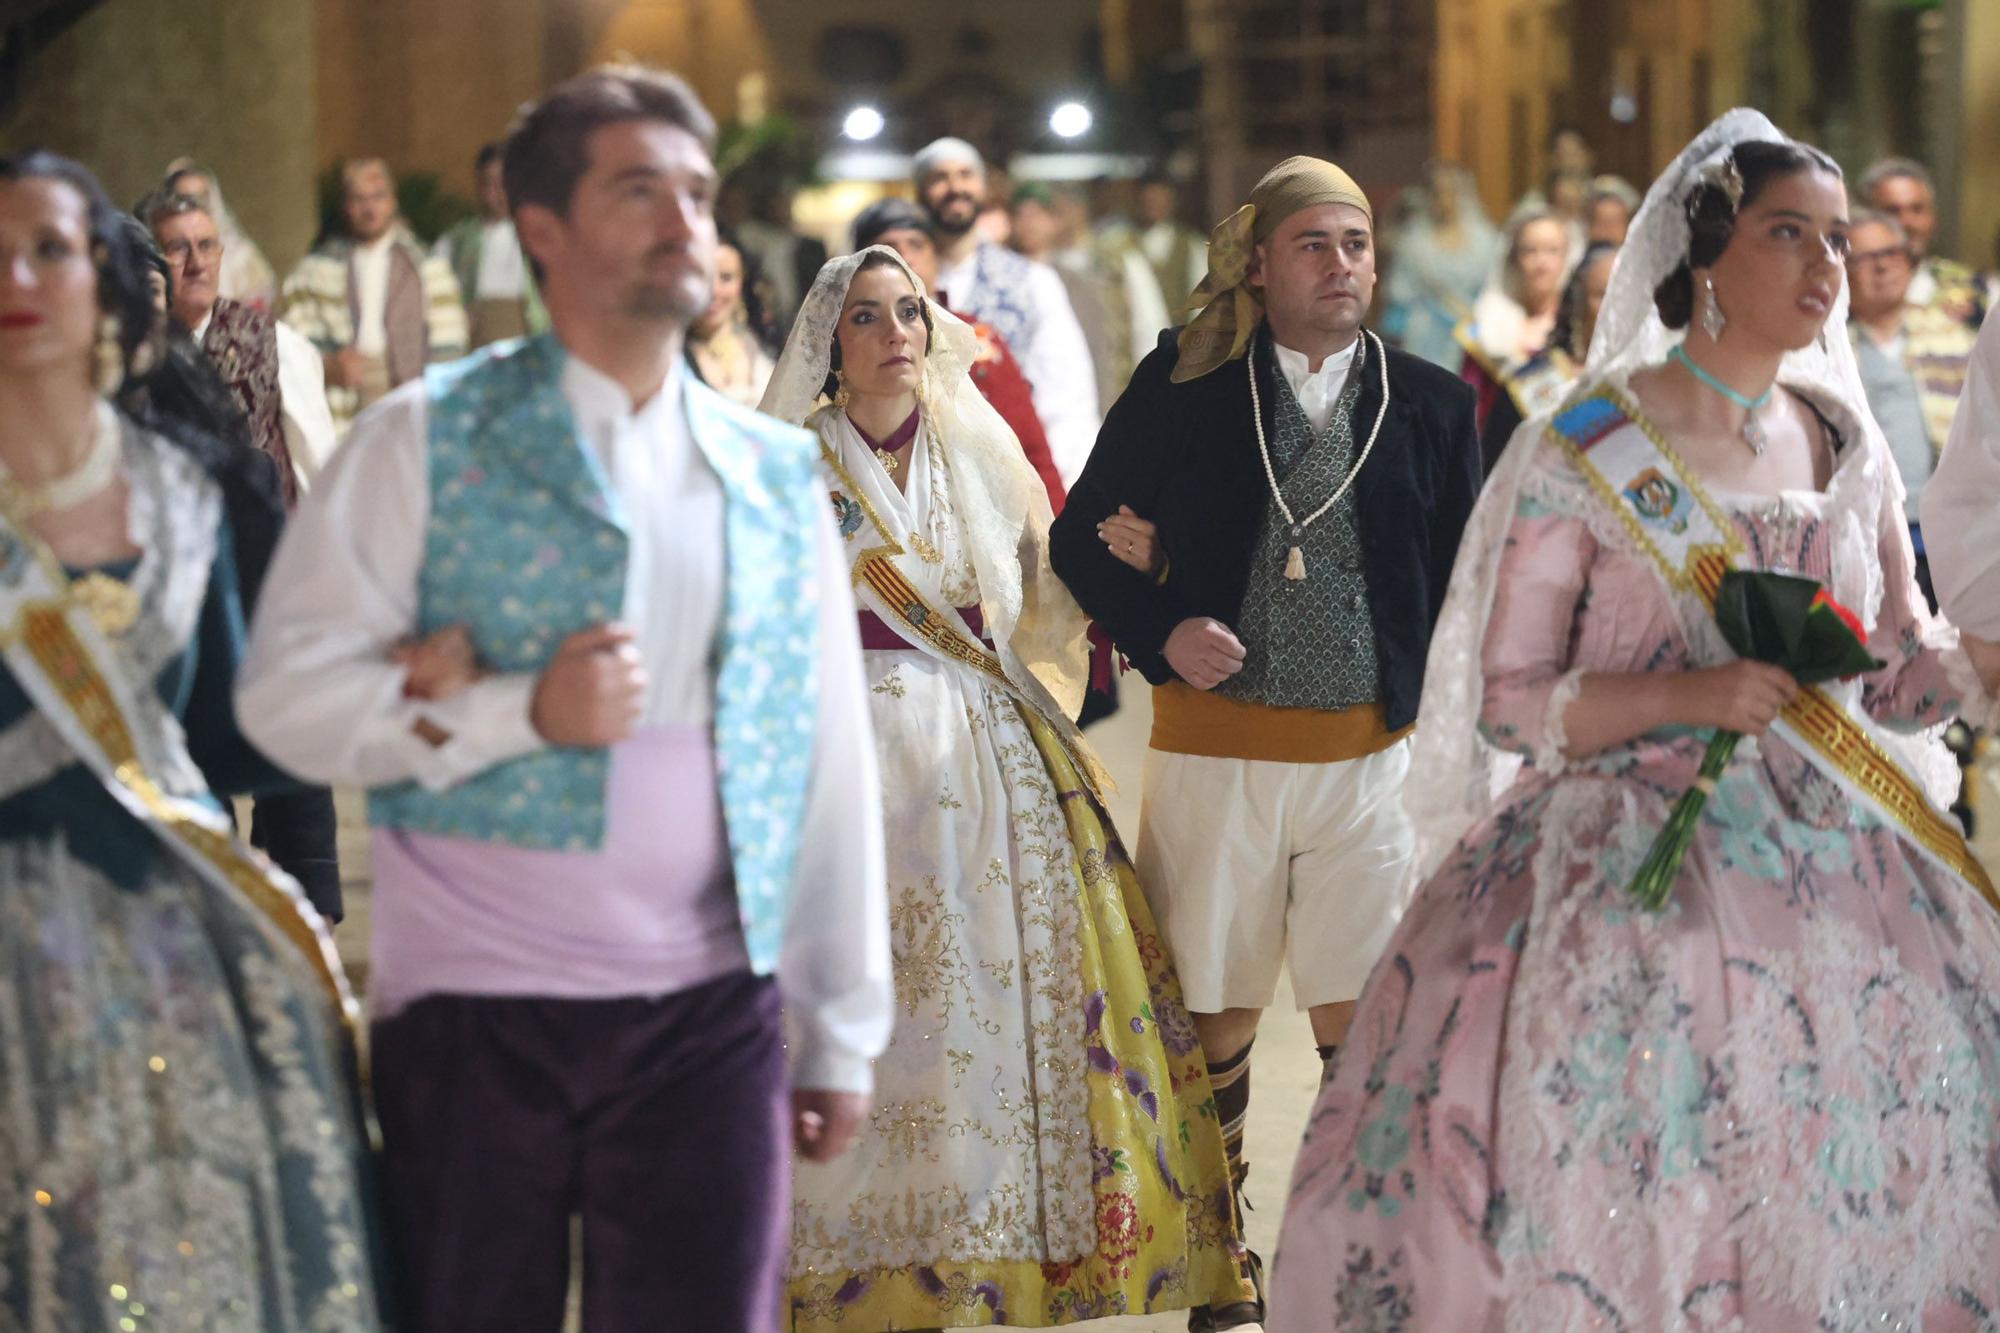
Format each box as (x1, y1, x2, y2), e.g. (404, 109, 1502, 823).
(843, 106, 885, 142)
(1049, 101, 1092, 139)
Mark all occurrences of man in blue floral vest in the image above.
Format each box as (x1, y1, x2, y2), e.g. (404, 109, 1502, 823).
(240, 64, 891, 1331)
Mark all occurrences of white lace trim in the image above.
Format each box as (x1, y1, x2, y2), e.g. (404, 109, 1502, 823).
(1408, 108, 1929, 883)
(0, 424, 220, 806)
(762, 246, 1093, 730)
(1941, 636, 2000, 731)
(1537, 668, 1587, 775)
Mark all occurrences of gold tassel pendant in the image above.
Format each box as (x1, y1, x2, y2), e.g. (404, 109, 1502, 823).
(1283, 546, 1307, 581)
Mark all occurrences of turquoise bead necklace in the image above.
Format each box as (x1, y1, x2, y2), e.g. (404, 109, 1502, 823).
(1670, 344, 1772, 455)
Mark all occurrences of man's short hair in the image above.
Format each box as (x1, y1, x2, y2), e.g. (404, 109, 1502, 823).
(1859, 156, 1935, 201)
(1848, 208, 1912, 251)
(503, 63, 716, 219)
(137, 189, 210, 230)
(341, 156, 394, 197)
(852, 197, 935, 251)
(475, 140, 505, 173)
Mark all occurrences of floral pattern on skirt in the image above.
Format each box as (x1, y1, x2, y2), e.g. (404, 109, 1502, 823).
(0, 833, 381, 1332)
(1270, 454, 2000, 1332)
(790, 710, 1255, 1329)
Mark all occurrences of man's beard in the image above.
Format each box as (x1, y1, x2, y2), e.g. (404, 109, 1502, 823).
(926, 193, 981, 240)
(624, 276, 709, 326)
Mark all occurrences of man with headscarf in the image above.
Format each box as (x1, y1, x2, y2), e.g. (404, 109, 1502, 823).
(914, 136, 1101, 486)
(280, 156, 467, 436)
(1050, 156, 1482, 1328)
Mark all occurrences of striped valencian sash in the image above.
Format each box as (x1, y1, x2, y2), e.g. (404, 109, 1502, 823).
(1547, 389, 1999, 914)
(0, 513, 358, 1021)
(822, 438, 1110, 800)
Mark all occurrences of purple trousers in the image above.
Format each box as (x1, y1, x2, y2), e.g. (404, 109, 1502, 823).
(371, 970, 790, 1332)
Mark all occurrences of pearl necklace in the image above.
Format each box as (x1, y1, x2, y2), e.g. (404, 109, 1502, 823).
(0, 402, 119, 519)
(1250, 329, 1390, 581)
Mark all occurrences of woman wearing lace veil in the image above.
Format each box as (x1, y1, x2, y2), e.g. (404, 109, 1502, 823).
(763, 246, 1256, 1330)
(1267, 110, 2000, 1331)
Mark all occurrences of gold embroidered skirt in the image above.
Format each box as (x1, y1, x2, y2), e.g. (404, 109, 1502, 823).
(788, 696, 1254, 1329)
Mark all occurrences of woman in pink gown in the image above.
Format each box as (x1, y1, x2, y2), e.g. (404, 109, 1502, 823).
(1269, 111, 2000, 1333)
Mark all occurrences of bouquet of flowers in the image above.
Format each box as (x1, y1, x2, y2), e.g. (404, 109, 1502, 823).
(1627, 570, 1883, 910)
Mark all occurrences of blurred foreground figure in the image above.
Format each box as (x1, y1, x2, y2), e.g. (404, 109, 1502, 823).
(239, 66, 891, 1332)
(0, 149, 380, 1331)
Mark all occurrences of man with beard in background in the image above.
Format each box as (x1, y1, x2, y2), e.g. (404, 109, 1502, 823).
(913, 136, 1100, 486)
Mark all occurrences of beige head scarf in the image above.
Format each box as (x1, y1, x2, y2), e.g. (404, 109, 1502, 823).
(1172, 155, 1372, 383)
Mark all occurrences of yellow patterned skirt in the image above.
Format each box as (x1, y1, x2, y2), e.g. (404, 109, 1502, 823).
(789, 711, 1255, 1329)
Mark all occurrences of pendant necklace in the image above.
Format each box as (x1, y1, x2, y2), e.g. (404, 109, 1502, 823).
(1250, 330, 1390, 581)
(1671, 344, 1772, 455)
(850, 404, 920, 477)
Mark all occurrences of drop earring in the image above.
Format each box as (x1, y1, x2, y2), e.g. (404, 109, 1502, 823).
(1701, 275, 1726, 341)
(832, 369, 851, 410)
(92, 314, 125, 395)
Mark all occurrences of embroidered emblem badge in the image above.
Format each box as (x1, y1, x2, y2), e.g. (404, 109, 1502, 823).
(1623, 467, 1693, 536)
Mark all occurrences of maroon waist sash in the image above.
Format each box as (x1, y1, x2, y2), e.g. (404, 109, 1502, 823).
(857, 605, 990, 652)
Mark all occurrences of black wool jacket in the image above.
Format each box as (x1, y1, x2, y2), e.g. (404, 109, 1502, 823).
(1049, 324, 1484, 733)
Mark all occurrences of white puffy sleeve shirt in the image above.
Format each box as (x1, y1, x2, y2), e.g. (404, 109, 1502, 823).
(237, 357, 892, 1092)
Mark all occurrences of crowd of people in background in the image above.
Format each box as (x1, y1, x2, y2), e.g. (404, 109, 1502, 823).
(11, 56, 2000, 1332)
(118, 114, 1992, 579)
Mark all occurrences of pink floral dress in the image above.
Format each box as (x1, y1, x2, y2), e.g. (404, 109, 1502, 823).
(1269, 406, 2000, 1332)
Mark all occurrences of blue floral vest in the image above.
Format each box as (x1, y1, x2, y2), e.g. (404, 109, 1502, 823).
(367, 334, 823, 971)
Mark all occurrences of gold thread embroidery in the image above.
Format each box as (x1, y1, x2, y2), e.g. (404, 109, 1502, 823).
(16, 601, 359, 1022)
(1556, 400, 1999, 910)
(70, 572, 140, 637)
(819, 439, 905, 559)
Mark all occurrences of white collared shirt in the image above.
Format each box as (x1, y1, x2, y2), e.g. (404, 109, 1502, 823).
(237, 348, 892, 1091)
(1907, 263, 1937, 313)
(473, 220, 528, 301)
(1272, 336, 1360, 435)
(351, 234, 397, 356)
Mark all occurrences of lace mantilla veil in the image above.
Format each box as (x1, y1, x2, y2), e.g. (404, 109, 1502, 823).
(759, 245, 1094, 729)
(1406, 107, 1958, 880)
